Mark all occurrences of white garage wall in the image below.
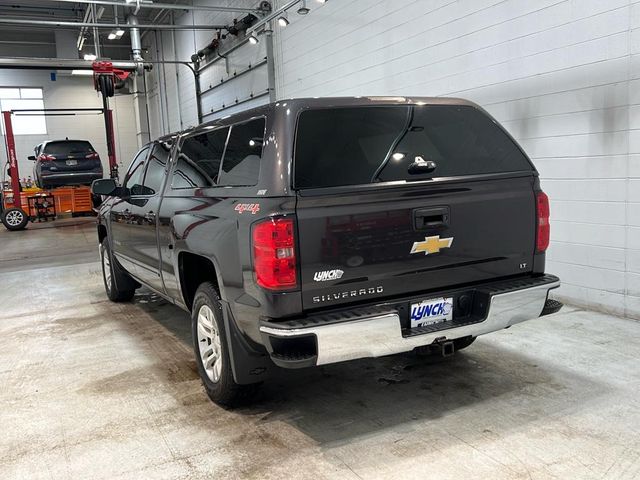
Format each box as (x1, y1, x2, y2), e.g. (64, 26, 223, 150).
(0, 70, 140, 181)
(272, 0, 639, 319)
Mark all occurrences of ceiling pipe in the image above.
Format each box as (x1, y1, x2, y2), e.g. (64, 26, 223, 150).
(0, 57, 151, 71)
(77, 5, 93, 50)
(0, 18, 226, 30)
(127, 13, 144, 75)
(46, 0, 262, 14)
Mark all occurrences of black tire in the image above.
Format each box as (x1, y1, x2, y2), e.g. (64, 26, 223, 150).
(453, 336, 476, 351)
(100, 241, 136, 302)
(191, 282, 259, 407)
(1, 207, 28, 231)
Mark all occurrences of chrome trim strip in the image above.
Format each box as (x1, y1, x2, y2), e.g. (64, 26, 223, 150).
(260, 280, 559, 366)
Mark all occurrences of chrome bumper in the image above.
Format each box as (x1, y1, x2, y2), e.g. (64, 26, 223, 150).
(260, 279, 560, 366)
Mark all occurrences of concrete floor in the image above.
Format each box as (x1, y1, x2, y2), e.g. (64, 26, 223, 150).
(1, 219, 639, 480)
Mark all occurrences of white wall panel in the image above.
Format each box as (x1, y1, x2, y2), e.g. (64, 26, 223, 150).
(272, 0, 640, 318)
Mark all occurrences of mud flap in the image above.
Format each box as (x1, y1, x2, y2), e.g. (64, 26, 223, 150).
(221, 300, 274, 385)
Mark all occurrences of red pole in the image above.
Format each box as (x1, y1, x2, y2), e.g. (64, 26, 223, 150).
(2, 111, 21, 209)
(106, 108, 118, 180)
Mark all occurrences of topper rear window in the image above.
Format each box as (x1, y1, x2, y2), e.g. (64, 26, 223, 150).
(293, 105, 532, 189)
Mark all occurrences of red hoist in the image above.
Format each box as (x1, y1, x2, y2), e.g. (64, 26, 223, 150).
(1, 62, 129, 231)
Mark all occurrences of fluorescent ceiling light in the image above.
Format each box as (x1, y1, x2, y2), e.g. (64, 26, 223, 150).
(83, 53, 97, 61)
(71, 70, 94, 76)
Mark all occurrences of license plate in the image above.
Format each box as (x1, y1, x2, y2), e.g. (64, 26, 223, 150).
(66, 159, 78, 166)
(410, 297, 453, 328)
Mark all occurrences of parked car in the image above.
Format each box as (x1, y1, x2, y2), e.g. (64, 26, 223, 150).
(29, 139, 103, 189)
(92, 97, 562, 406)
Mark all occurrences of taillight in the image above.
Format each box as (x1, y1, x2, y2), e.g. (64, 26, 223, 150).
(38, 154, 55, 161)
(536, 191, 550, 253)
(252, 217, 298, 290)
(85, 152, 99, 159)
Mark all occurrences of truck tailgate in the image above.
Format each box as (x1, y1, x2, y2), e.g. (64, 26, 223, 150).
(295, 175, 536, 310)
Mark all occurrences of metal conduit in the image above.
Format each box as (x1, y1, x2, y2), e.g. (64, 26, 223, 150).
(0, 18, 226, 30)
(50, 0, 262, 14)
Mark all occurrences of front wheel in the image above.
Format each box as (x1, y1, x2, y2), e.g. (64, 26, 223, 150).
(1, 207, 28, 231)
(100, 241, 136, 302)
(192, 282, 259, 407)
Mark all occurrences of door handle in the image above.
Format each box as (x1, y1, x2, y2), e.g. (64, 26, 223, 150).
(413, 206, 450, 230)
(144, 211, 156, 222)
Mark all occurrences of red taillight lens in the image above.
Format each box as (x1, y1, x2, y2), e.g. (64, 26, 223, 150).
(38, 154, 55, 161)
(85, 152, 99, 159)
(536, 191, 550, 253)
(252, 217, 298, 290)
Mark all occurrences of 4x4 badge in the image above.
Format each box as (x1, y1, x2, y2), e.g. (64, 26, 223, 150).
(410, 235, 453, 255)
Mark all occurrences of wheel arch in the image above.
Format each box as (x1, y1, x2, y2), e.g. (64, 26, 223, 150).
(179, 251, 221, 311)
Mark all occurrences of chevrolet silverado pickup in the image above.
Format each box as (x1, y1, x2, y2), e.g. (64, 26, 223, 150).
(92, 97, 562, 406)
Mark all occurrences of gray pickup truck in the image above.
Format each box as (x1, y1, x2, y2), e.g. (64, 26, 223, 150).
(92, 96, 561, 406)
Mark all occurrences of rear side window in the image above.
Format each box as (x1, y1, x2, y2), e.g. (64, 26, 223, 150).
(172, 127, 229, 189)
(44, 141, 95, 155)
(294, 105, 532, 189)
(218, 118, 265, 186)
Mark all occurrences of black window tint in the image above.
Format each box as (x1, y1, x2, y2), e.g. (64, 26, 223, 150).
(172, 127, 228, 189)
(218, 118, 265, 186)
(44, 140, 95, 155)
(294, 106, 532, 189)
(142, 142, 171, 195)
(123, 146, 149, 191)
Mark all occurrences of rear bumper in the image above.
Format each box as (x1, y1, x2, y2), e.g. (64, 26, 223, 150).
(40, 172, 103, 187)
(260, 274, 560, 368)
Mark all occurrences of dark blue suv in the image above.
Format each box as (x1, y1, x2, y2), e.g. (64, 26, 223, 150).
(29, 140, 103, 189)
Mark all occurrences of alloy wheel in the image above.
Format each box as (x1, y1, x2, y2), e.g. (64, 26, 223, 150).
(5, 210, 24, 227)
(197, 304, 222, 382)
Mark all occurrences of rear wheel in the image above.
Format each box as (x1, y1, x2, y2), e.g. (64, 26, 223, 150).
(192, 282, 259, 407)
(1, 207, 28, 231)
(100, 241, 136, 302)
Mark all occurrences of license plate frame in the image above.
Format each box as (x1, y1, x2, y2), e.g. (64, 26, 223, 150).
(410, 296, 454, 328)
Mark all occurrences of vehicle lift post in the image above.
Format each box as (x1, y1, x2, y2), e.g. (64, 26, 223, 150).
(2, 110, 22, 210)
(92, 61, 130, 181)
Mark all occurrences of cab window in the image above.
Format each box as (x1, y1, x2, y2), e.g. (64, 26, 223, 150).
(123, 146, 150, 194)
(172, 127, 229, 189)
(142, 141, 172, 195)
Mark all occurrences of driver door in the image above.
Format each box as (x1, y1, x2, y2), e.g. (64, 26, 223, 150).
(110, 145, 150, 279)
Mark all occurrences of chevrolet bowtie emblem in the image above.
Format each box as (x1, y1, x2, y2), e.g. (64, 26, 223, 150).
(410, 235, 454, 255)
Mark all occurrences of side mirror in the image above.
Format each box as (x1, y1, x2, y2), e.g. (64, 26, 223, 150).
(91, 178, 118, 196)
(27, 155, 36, 161)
